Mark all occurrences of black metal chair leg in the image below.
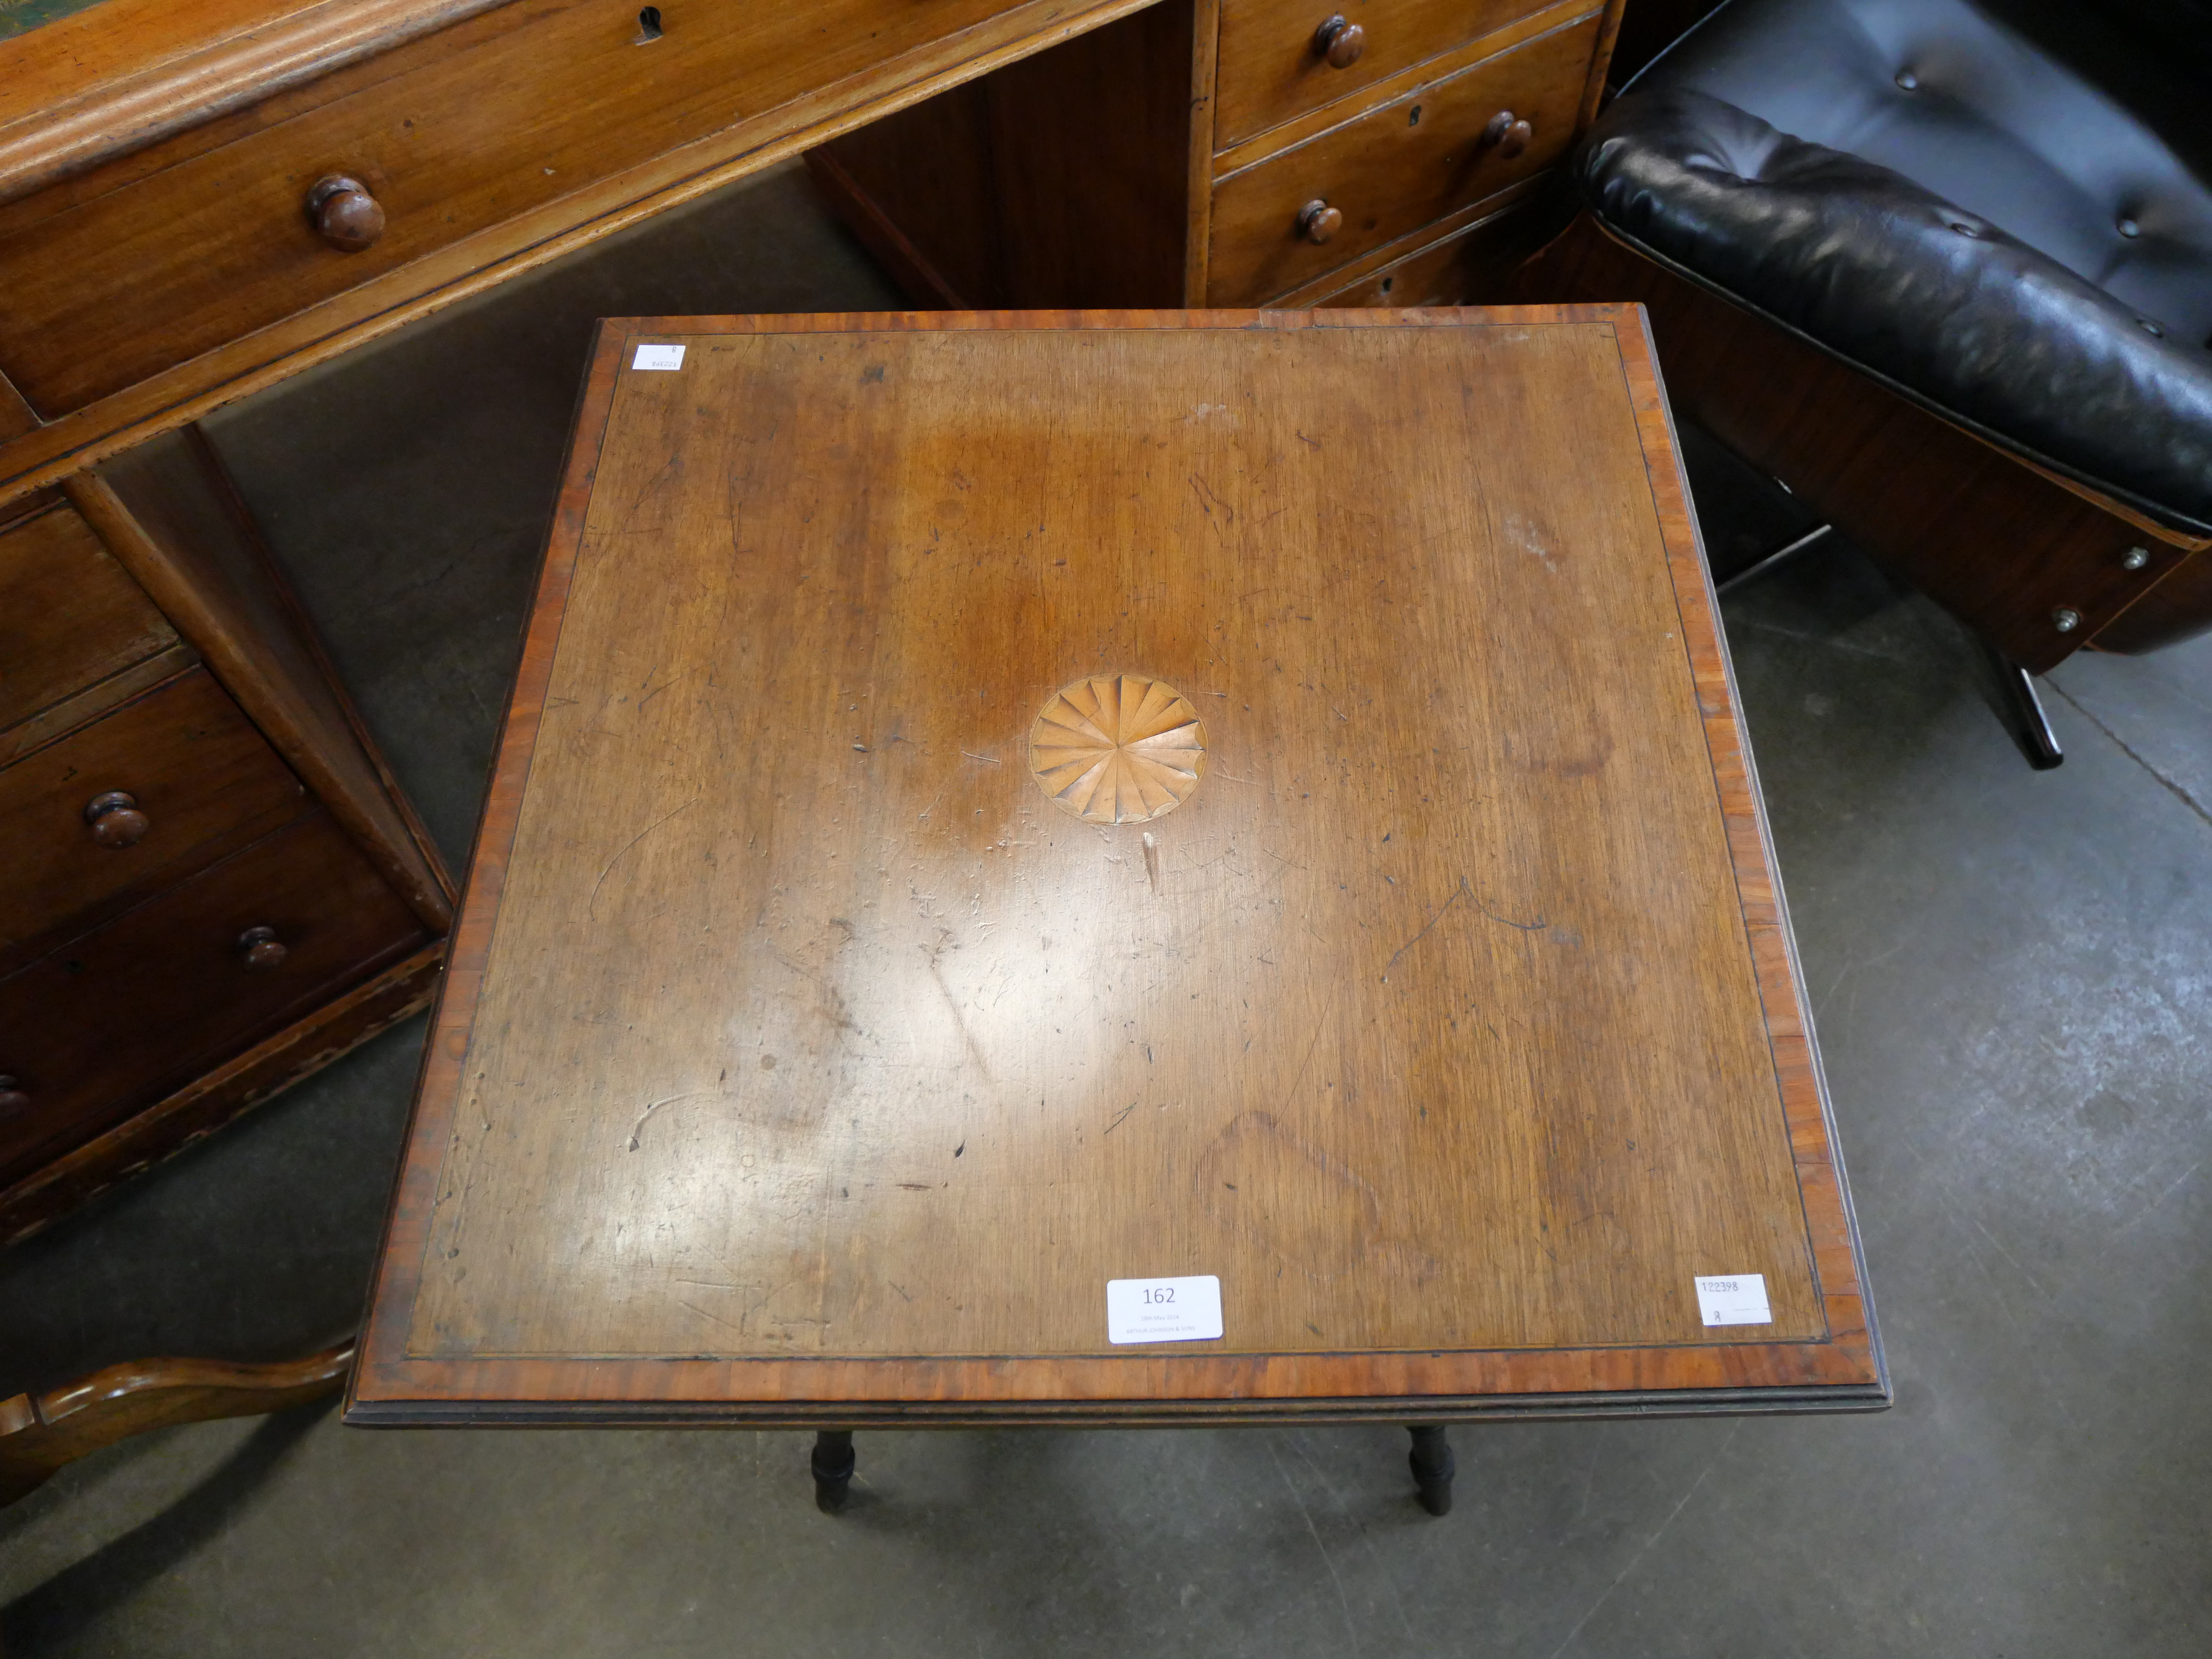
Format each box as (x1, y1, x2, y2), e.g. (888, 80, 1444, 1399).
(1982, 640, 2064, 770)
(1407, 1425, 1455, 1517)
(812, 1429, 856, 1513)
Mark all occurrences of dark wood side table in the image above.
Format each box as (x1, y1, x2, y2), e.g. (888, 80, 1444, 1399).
(350, 307, 1884, 1504)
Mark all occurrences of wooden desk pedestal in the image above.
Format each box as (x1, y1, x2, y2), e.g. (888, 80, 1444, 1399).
(0, 0, 1155, 1237)
(808, 0, 1625, 312)
(352, 309, 1884, 1440)
(0, 434, 448, 1244)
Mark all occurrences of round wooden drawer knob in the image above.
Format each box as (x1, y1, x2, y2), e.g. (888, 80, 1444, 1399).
(239, 926, 290, 971)
(0, 1076, 27, 1117)
(84, 790, 150, 848)
(1313, 15, 1366, 69)
(1483, 111, 1535, 158)
(307, 175, 386, 253)
(1297, 199, 1344, 245)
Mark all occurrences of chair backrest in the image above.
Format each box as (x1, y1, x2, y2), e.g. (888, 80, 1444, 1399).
(1636, 0, 2212, 347)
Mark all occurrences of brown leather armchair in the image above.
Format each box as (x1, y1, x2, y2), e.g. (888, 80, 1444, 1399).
(1520, 0, 2212, 765)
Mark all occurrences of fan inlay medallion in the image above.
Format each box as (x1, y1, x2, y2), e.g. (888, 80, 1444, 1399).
(1029, 674, 1207, 824)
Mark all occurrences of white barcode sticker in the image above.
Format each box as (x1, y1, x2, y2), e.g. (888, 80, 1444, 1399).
(1106, 1275, 1223, 1344)
(632, 343, 686, 371)
(1695, 1274, 1771, 1327)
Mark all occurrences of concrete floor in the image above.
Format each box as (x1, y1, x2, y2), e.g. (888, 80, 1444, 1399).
(3, 162, 2209, 1657)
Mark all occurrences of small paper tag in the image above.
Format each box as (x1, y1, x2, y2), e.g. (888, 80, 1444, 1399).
(1106, 1275, 1223, 1344)
(632, 343, 686, 371)
(1695, 1274, 1772, 1327)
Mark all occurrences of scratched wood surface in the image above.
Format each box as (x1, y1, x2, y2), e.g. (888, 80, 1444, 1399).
(355, 308, 1881, 1420)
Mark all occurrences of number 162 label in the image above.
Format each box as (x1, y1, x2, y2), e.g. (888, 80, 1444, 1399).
(1106, 1275, 1224, 1344)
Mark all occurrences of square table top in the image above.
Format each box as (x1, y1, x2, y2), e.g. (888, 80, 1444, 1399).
(350, 307, 1884, 1426)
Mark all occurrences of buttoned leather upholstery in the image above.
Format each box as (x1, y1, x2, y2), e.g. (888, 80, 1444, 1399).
(1575, 0, 2212, 534)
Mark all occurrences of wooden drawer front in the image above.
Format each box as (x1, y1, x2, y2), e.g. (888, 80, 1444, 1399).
(0, 0, 1025, 418)
(0, 809, 428, 1183)
(0, 502, 175, 736)
(0, 666, 305, 966)
(1310, 186, 1565, 307)
(1216, 0, 1558, 149)
(1208, 11, 1598, 305)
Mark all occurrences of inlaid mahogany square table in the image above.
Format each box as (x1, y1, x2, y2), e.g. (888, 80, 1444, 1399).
(349, 307, 1886, 1512)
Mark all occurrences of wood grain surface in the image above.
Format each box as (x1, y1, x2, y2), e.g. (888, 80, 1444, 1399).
(0, 643, 200, 769)
(79, 434, 456, 929)
(1214, 0, 1555, 150)
(0, 0, 1076, 416)
(0, 0, 512, 203)
(0, 362, 37, 446)
(0, 0, 1157, 505)
(352, 307, 1880, 1423)
(0, 939, 442, 1248)
(805, 0, 1210, 311)
(2093, 540, 2212, 653)
(1207, 0, 1597, 179)
(803, 113, 1003, 311)
(1296, 174, 1566, 308)
(0, 808, 428, 1185)
(0, 500, 176, 735)
(1206, 9, 1599, 304)
(1182, 0, 1221, 301)
(803, 0, 1613, 314)
(0, 665, 307, 973)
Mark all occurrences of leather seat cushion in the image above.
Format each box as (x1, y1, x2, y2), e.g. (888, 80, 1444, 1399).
(1576, 0, 2212, 532)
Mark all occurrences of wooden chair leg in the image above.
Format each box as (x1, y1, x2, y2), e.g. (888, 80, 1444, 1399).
(0, 1340, 353, 1507)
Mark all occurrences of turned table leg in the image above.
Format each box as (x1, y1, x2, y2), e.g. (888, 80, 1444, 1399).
(1407, 1424, 1455, 1517)
(811, 1429, 856, 1513)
